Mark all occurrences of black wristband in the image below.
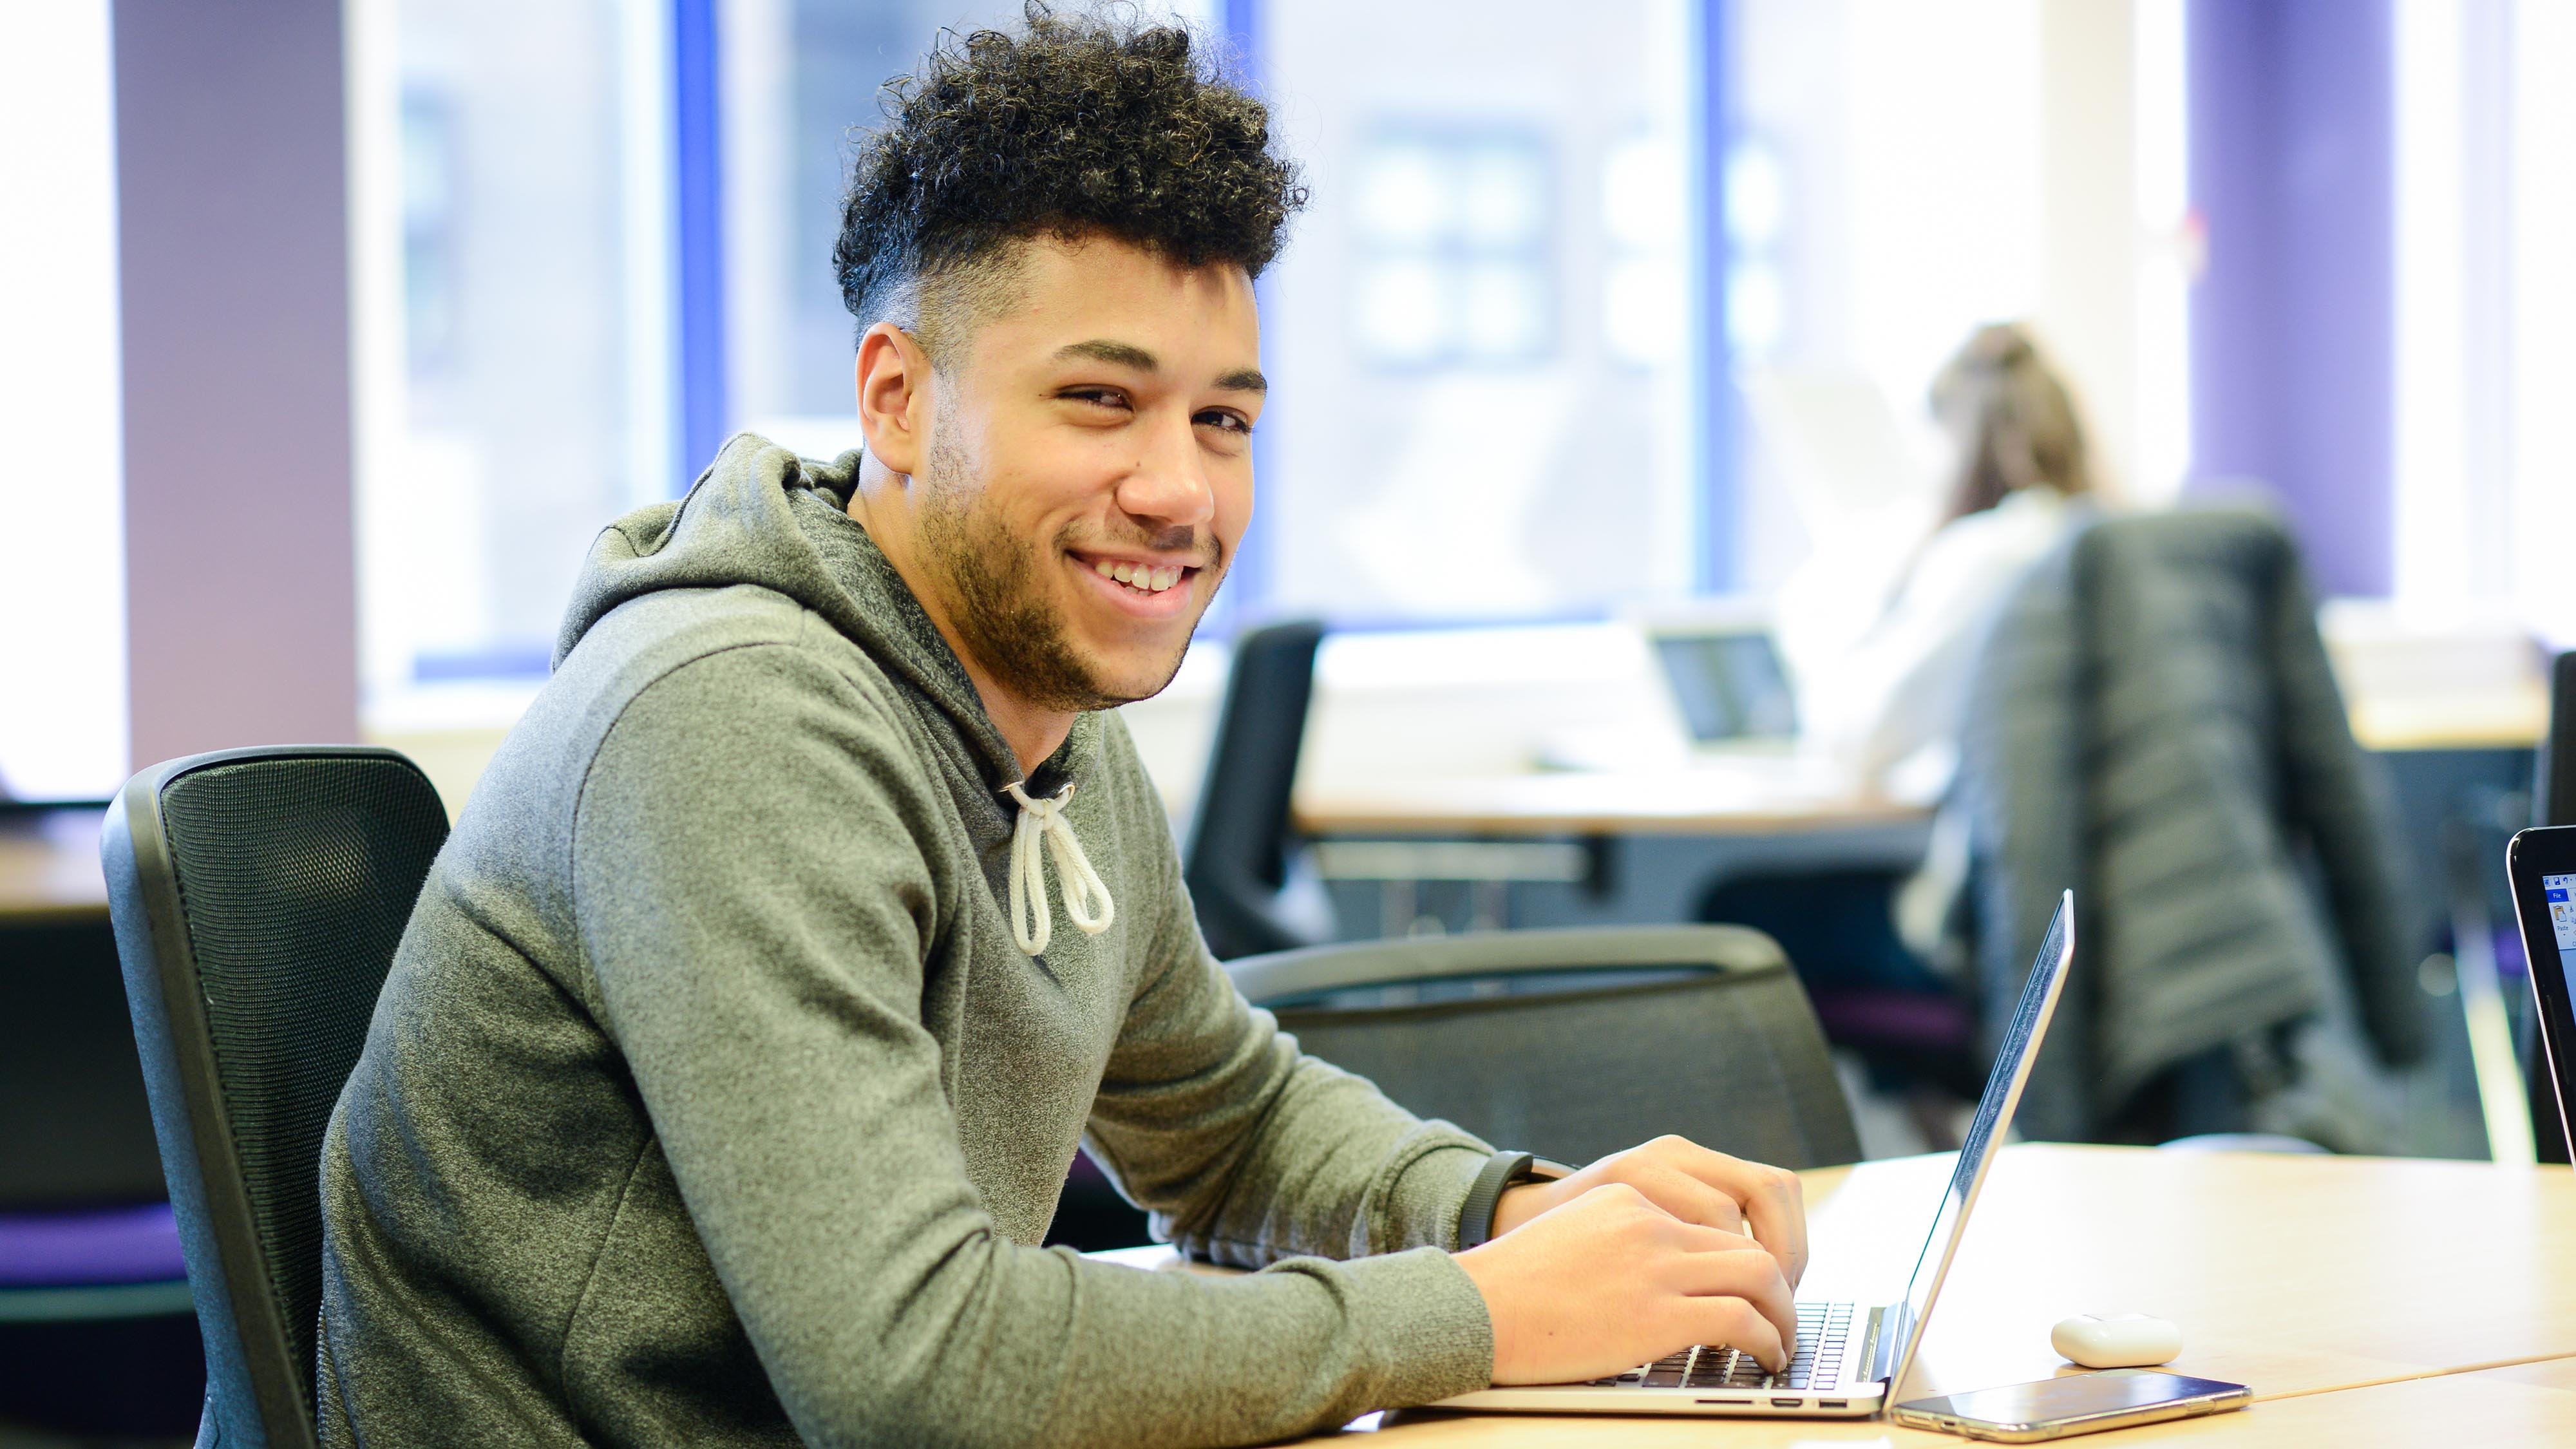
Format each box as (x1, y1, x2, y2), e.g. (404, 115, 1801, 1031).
(1456, 1150, 1573, 1249)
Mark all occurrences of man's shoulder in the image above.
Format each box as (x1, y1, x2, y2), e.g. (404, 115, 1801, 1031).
(469, 587, 914, 829)
(559, 583, 906, 719)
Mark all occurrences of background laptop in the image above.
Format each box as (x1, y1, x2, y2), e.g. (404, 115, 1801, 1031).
(1437, 891, 2076, 1420)
(1631, 601, 1803, 755)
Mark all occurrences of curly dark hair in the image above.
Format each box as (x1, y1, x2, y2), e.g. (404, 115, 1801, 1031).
(833, 3, 1306, 360)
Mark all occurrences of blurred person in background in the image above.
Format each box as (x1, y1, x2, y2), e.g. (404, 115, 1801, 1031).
(1795, 323, 2104, 804)
(1709, 325, 2105, 1041)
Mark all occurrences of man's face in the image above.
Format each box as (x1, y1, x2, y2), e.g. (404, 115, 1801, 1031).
(904, 235, 1261, 713)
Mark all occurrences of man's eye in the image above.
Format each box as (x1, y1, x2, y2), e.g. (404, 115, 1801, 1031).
(1063, 388, 1130, 410)
(1195, 410, 1251, 435)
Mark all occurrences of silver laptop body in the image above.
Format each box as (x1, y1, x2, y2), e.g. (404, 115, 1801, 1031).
(1435, 891, 2076, 1420)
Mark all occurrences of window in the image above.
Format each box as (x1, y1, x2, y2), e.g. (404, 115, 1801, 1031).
(1254, 0, 1703, 620)
(2394, 0, 2576, 645)
(350, 0, 674, 701)
(1729, 0, 2193, 621)
(1348, 130, 1554, 369)
(0, 0, 126, 801)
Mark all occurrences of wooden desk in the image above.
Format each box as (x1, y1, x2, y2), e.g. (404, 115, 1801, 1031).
(1106, 1146, 2576, 1444)
(0, 808, 108, 925)
(1339, 1354, 2576, 1445)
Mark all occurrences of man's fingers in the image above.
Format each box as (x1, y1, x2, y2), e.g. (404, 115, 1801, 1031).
(1673, 1294, 1790, 1374)
(1736, 1171, 1807, 1289)
(1658, 1143, 1807, 1289)
(1638, 1164, 1746, 1235)
(1665, 1244, 1797, 1352)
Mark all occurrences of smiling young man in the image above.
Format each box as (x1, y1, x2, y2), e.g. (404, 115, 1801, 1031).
(314, 9, 1806, 1448)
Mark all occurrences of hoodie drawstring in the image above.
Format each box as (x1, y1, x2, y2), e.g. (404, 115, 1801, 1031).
(1001, 781, 1115, 956)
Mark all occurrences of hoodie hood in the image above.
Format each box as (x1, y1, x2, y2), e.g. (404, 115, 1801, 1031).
(554, 431, 1090, 795)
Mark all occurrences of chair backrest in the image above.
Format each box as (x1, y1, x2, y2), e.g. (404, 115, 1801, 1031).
(1184, 619, 1327, 960)
(1230, 925, 1861, 1170)
(1958, 506, 2427, 1145)
(102, 747, 449, 1449)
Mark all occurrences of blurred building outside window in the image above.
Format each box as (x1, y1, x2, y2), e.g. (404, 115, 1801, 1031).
(1255, 0, 1704, 620)
(351, 0, 674, 727)
(1347, 129, 1555, 369)
(0, 0, 126, 802)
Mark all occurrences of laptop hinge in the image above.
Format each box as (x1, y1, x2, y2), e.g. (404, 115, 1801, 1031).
(1867, 1303, 1911, 1383)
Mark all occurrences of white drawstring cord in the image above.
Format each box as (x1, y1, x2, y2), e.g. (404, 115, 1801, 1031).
(1001, 781, 1115, 956)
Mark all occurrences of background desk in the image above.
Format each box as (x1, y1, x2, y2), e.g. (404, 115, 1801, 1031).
(1296, 763, 1933, 938)
(0, 808, 108, 925)
(1108, 1145, 2576, 1444)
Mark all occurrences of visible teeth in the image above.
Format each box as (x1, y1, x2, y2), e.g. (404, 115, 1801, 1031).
(1088, 558, 1185, 593)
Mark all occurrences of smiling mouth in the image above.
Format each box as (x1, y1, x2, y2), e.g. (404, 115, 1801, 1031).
(1081, 555, 1193, 596)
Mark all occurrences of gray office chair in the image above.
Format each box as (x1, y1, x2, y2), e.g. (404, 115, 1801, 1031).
(1184, 619, 1329, 960)
(103, 746, 449, 1449)
(1229, 925, 1862, 1171)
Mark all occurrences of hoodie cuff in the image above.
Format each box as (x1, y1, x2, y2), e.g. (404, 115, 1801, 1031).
(1327, 1245, 1496, 1406)
(1379, 1138, 1497, 1253)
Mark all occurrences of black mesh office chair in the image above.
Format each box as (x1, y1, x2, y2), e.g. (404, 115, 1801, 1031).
(102, 746, 449, 1449)
(1230, 925, 1861, 1170)
(1184, 619, 1328, 960)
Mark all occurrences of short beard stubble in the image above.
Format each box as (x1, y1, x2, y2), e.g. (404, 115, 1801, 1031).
(914, 430, 1218, 715)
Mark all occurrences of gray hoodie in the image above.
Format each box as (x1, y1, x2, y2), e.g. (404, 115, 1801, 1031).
(314, 436, 1498, 1448)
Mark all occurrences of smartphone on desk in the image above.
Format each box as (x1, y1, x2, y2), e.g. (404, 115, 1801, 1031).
(1891, 1368, 2250, 1442)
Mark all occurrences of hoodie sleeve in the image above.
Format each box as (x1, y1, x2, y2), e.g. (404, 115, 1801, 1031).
(1075, 721, 1501, 1269)
(570, 642, 1492, 1449)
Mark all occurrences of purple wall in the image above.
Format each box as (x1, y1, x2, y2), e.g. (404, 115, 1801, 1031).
(114, 0, 361, 766)
(2187, 0, 2396, 598)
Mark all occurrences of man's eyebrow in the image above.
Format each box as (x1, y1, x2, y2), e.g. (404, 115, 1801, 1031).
(1054, 339, 1160, 371)
(1051, 339, 1266, 394)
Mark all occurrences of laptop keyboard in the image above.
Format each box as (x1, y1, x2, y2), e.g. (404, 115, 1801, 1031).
(1587, 1302, 1852, 1392)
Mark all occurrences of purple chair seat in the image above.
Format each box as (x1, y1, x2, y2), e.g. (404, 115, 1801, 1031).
(0, 1202, 193, 1321)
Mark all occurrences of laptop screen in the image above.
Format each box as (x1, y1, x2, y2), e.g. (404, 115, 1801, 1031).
(1651, 632, 1800, 744)
(1883, 892, 2076, 1390)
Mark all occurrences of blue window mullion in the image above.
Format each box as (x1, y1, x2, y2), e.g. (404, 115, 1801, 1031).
(674, 0, 729, 493)
(1696, 0, 1738, 593)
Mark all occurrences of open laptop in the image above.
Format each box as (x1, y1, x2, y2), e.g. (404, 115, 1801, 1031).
(1629, 601, 1802, 755)
(2505, 826, 2576, 1157)
(1437, 890, 2076, 1420)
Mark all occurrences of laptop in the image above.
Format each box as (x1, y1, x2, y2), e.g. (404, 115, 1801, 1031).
(2505, 826, 2576, 1155)
(1632, 601, 1802, 755)
(1435, 890, 2076, 1420)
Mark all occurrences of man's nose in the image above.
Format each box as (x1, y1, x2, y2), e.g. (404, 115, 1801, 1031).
(1113, 410, 1217, 531)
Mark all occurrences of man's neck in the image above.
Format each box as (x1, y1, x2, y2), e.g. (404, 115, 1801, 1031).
(848, 466, 1075, 780)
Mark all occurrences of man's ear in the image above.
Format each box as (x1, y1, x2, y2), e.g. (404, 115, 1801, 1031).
(854, 321, 931, 477)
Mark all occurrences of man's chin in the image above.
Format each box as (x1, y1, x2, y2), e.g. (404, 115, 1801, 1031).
(1068, 631, 1200, 709)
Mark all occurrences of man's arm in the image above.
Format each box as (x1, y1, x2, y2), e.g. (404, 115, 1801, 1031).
(1075, 738, 1497, 1263)
(573, 646, 1492, 1448)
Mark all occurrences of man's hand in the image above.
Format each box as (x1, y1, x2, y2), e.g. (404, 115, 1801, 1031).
(1453, 1182, 1796, 1385)
(1490, 1135, 1808, 1288)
